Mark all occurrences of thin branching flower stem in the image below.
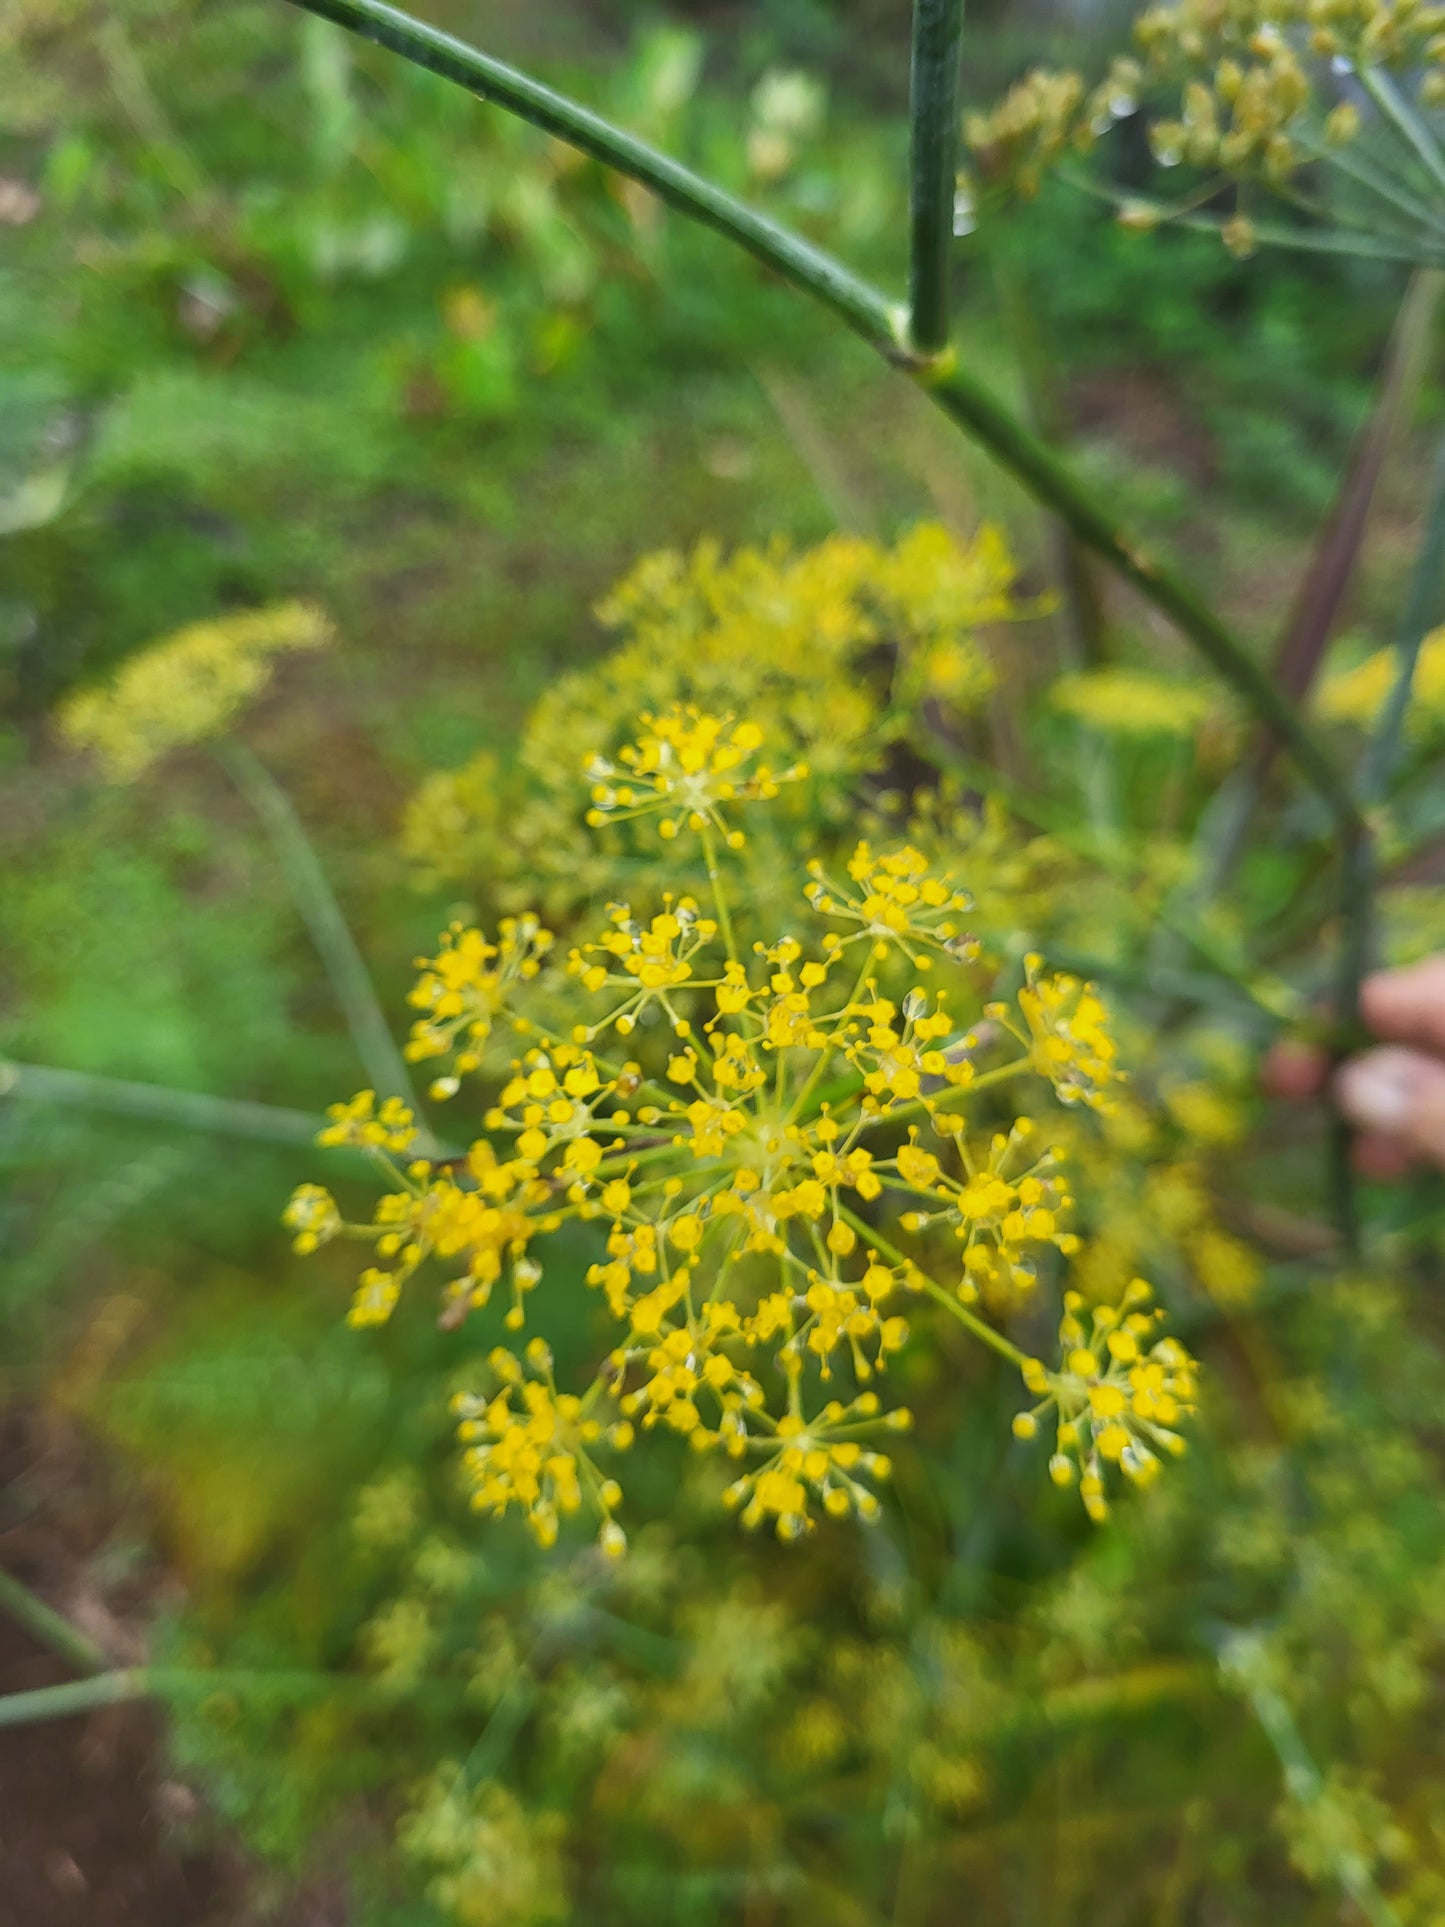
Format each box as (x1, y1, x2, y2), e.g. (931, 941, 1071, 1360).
(907, 0, 966, 356)
(698, 824, 739, 964)
(1066, 167, 1445, 268)
(277, 0, 1360, 837)
(918, 1275, 1032, 1369)
(1224, 1637, 1403, 1927)
(0, 1664, 465, 1731)
(0, 1567, 107, 1674)
(284, 0, 896, 341)
(0, 1670, 150, 1730)
(834, 1203, 1030, 1370)
(0, 1056, 327, 1146)
(1357, 64, 1445, 204)
(215, 740, 422, 1118)
(1330, 820, 1375, 1251)
(1312, 137, 1445, 241)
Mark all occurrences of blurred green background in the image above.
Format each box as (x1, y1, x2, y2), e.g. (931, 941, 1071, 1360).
(3, 2, 1442, 1922)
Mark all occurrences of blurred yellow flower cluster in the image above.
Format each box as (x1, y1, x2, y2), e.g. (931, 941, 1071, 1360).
(966, 64, 1137, 199)
(1316, 626, 1445, 735)
(58, 600, 333, 780)
(1134, 0, 1445, 88)
(1050, 668, 1218, 738)
(399, 524, 1017, 914)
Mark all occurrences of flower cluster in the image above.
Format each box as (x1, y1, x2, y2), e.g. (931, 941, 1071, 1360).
(291, 705, 1195, 1556)
(452, 1340, 625, 1555)
(406, 916, 555, 1093)
(1014, 1278, 1198, 1520)
(966, 0, 1445, 264)
(584, 708, 803, 847)
(1050, 668, 1218, 739)
(1317, 625, 1445, 739)
(804, 841, 977, 970)
(398, 524, 1019, 915)
(996, 955, 1124, 1112)
(59, 601, 333, 780)
(965, 65, 1134, 200)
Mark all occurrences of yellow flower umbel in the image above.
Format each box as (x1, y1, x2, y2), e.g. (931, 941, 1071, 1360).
(1014, 1279, 1197, 1521)
(584, 705, 804, 848)
(406, 916, 555, 1095)
(805, 841, 978, 971)
(995, 955, 1124, 1112)
(281, 1182, 343, 1254)
(722, 1394, 910, 1539)
(59, 601, 333, 781)
(565, 897, 717, 1038)
(316, 1089, 420, 1154)
(290, 704, 1195, 1556)
(896, 1116, 1080, 1307)
(452, 1340, 625, 1554)
(966, 0, 1445, 265)
(966, 66, 1096, 199)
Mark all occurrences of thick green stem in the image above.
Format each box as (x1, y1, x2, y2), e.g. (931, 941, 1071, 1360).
(907, 0, 966, 356)
(216, 741, 422, 1119)
(920, 359, 1361, 833)
(1329, 821, 1375, 1252)
(283, 0, 897, 344)
(276, 0, 1358, 831)
(0, 1057, 326, 1146)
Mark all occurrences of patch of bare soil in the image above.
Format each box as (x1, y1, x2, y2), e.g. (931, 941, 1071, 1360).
(0, 1409, 343, 1927)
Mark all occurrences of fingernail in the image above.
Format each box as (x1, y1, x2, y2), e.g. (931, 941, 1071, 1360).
(1335, 1050, 1417, 1134)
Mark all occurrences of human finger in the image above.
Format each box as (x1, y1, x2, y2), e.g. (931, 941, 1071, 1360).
(1360, 958, 1445, 1057)
(1334, 1046, 1445, 1169)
